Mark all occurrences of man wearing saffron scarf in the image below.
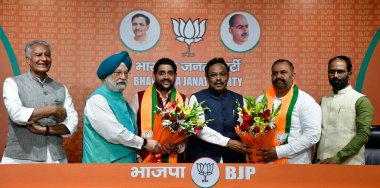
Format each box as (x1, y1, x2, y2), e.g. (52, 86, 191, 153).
(82, 51, 159, 163)
(131, 58, 188, 162)
(256, 59, 321, 164)
(131, 58, 248, 163)
(317, 56, 373, 164)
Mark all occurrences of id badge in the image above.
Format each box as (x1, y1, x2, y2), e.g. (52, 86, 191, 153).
(276, 133, 288, 143)
(142, 131, 153, 139)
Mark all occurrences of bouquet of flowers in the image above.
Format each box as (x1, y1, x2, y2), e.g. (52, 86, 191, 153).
(235, 95, 281, 163)
(143, 100, 212, 163)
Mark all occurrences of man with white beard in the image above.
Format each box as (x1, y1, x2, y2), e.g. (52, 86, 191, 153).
(82, 51, 160, 163)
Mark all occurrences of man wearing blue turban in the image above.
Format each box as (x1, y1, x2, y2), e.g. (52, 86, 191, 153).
(82, 51, 160, 163)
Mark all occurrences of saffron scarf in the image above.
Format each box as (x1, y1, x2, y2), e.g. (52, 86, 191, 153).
(140, 83, 184, 138)
(266, 83, 299, 164)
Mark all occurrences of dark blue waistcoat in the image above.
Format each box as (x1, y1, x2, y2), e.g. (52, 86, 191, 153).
(185, 89, 246, 163)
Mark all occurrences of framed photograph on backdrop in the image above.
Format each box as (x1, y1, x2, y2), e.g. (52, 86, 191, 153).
(220, 11, 261, 53)
(120, 10, 160, 52)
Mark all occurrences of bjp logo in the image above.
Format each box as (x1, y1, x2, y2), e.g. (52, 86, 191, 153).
(171, 18, 207, 57)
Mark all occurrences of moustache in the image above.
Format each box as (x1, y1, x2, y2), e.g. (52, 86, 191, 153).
(330, 78, 342, 82)
(274, 78, 285, 83)
(160, 79, 172, 83)
(329, 78, 346, 86)
(241, 32, 248, 37)
(116, 80, 127, 85)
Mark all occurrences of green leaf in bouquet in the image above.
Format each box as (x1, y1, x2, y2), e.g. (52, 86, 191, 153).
(243, 96, 257, 108)
(271, 104, 282, 118)
(254, 102, 263, 114)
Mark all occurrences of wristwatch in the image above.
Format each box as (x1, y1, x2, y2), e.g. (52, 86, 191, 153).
(142, 138, 148, 148)
(45, 126, 50, 136)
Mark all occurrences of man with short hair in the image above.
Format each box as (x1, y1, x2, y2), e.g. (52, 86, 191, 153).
(132, 13, 151, 42)
(317, 55, 373, 164)
(229, 14, 249, 45)
(185, 57, 252, 163)
(256, 59, 321, 164)
(1, 40, 78, 164)
(131, 58, 188, 162)
(82, 51, 159, 163)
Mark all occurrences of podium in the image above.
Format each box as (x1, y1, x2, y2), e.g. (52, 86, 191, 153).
(0, 163, 379, 187)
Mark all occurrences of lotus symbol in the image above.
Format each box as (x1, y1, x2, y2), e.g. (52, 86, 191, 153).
(171, 18, 207, 57)
(196, 162, 214, 182)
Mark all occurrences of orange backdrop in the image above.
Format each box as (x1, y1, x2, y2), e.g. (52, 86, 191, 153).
(0, 0, 379, 163)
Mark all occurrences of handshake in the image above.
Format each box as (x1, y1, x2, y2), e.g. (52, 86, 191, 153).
(143, 139, 161, 153)
(142, 140, 186, 154)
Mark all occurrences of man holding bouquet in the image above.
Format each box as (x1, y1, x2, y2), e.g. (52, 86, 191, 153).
(256, 59, 321, 164)
(131, 58, 188, 162)
(185, 57, 252, 163)
(82, 51, 159, 163)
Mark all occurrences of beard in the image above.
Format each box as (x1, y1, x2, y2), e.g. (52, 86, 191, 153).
(105, 78, 127, 92)
(329, 76, 349, 91)
(155, 79, 174, 91)
(272, 78, 289, 89)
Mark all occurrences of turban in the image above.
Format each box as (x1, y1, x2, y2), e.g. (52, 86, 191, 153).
(97, 51, 132, 79)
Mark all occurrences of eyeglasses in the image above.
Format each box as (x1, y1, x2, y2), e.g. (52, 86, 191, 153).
(208, 72, 228, 79)
(113, 71, 130, 77)
(328, 69, 346, 75)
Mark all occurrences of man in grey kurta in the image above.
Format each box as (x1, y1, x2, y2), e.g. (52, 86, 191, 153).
(1, 40, 78, 164)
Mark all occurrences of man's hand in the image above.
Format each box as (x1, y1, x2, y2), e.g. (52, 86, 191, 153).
(163, 143, 177, 153)
(29, 105, 67, 122)
(136, 155, 143, 163)
(144, 139, 161, 153)
(226, 139, 252, 154)
(54, 106, 67, 122)
(318, 157, 338, 164)
(256, 147, 278, 163)
(26, 123, 46, 135)
(26, 123, 69, 136)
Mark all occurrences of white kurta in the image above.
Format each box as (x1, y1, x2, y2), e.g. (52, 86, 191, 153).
(1, 77, 78, 164)
(85, 95, 144, 149)
(259, 89, 322, 164)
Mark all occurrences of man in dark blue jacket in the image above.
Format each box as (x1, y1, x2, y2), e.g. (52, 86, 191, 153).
(185, 57, 251, 163)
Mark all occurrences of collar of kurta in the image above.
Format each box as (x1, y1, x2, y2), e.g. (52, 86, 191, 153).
(335, 85, 352, 95)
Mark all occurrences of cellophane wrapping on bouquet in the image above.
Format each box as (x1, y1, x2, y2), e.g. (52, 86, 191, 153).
(143, 100, 212, 163)
(235, 95, 281, 163)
